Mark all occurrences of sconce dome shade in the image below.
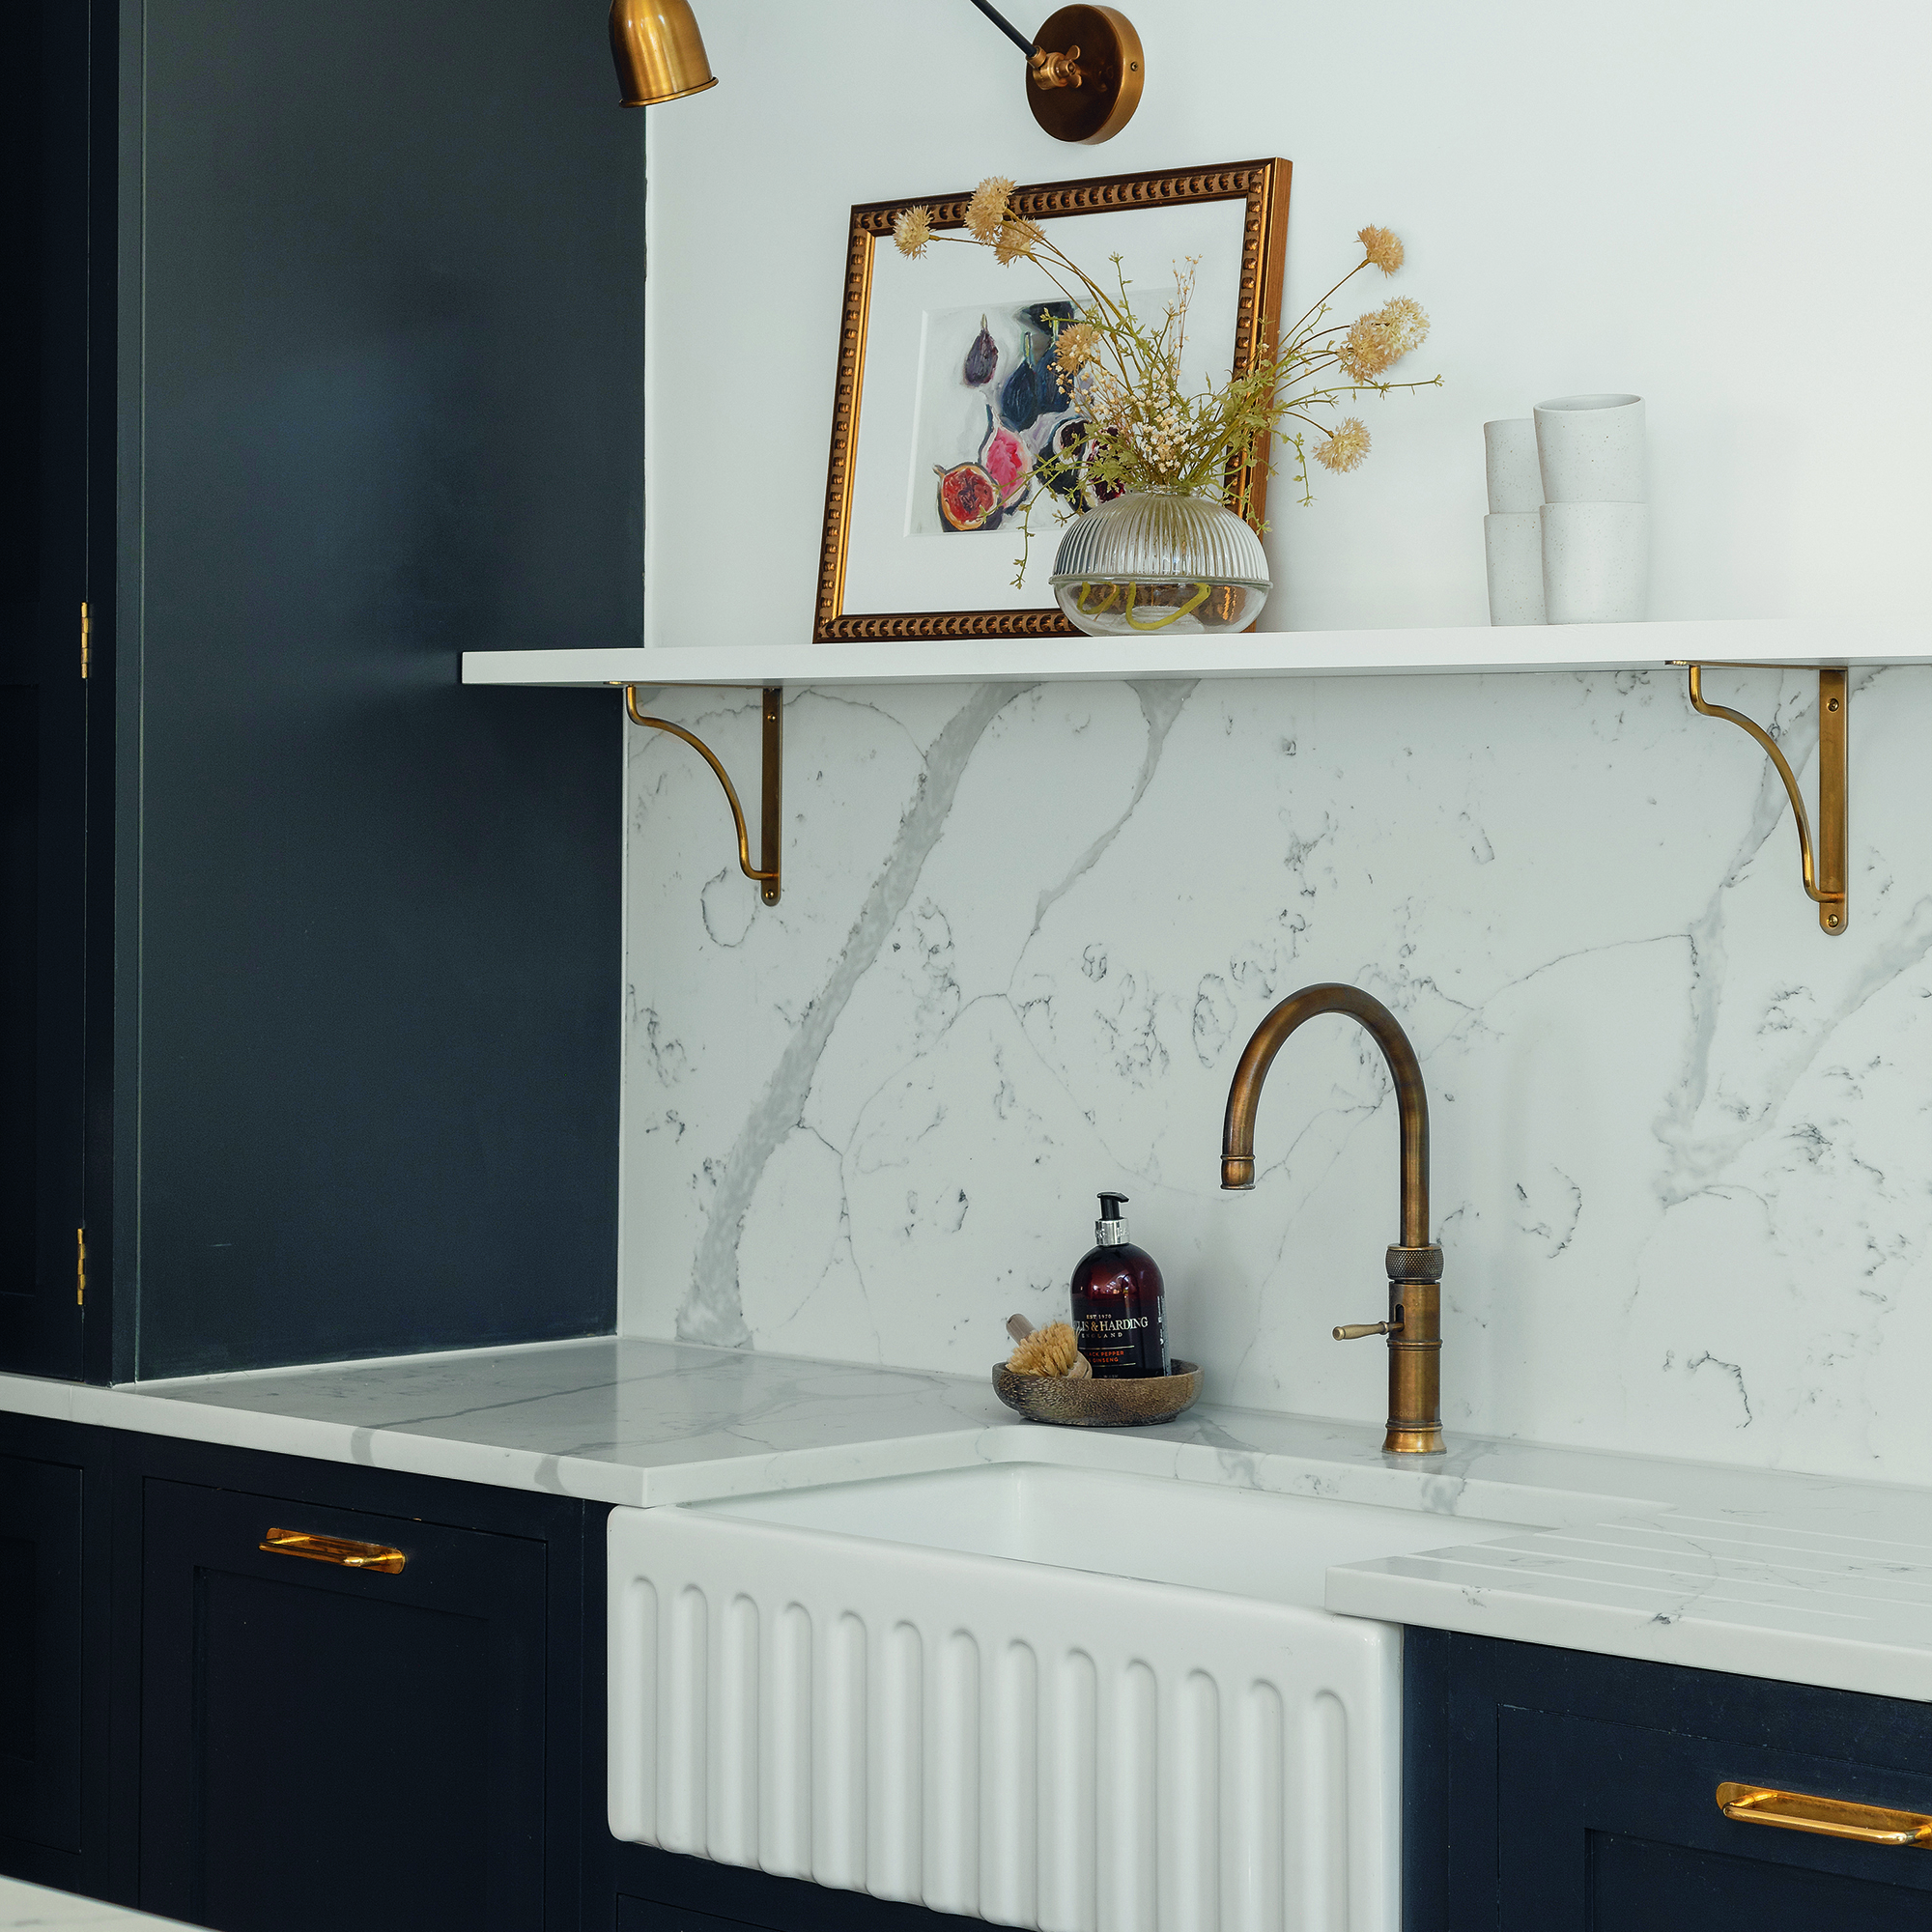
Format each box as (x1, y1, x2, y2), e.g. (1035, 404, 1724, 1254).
(610, 0, 718, 107)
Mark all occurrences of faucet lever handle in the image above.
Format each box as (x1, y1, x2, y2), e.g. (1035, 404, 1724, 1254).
(1333, 1320, 1394, 1341)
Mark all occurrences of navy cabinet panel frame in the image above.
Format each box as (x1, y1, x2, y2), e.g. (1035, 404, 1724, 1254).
(139, 1475, 550, 1929)
(109, 1431, 590, 1929)
(1406, 1631, 1932, 1932)
(0, 1454, 86, 1852)
(0, 1415, 588, 1926)
(0, 1413, 113, 1894)
(2, 0, 118, 1384)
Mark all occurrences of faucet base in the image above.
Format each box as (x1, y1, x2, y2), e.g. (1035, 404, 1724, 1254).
(1382, 1424, 1446, 1455)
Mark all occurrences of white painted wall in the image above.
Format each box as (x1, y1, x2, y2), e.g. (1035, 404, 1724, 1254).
(645, 0, 1932, 639)
(624, 0, 1932, 1484)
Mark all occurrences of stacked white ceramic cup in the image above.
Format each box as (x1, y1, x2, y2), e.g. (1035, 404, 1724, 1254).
(1533, 393, 1648, 623)
(1481, 418, 1545, 625)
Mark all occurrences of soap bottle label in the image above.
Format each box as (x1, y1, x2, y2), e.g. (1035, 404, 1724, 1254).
(1069, 1255, 1168, 1378)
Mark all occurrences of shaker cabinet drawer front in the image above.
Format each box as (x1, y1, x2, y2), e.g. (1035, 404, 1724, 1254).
(1499, 1706, 1932, 1930)
(139, 1478, 549, 1932)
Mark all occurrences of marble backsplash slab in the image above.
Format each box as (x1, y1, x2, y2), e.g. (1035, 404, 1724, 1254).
(620, 666, 1932, 1484)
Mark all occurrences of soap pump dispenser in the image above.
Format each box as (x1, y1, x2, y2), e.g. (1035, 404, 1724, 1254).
(1069, 1192, 1169, 1378)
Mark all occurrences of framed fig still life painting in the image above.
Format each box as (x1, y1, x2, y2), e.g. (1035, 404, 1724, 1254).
(812, 158, 1291, 642)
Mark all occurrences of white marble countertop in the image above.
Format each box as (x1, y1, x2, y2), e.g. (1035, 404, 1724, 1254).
(5, 1335, 1931, 1703)
(0, 1878, 190, 1928)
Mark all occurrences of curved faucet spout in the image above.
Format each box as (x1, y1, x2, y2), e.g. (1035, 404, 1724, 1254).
(1219, 982, 1444, 1453)
(1220, 984, 1430, 1247)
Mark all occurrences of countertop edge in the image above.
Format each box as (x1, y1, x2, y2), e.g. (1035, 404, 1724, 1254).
(1327, 1567, 1932, 1703)
(9, 1350, 1931, 1711)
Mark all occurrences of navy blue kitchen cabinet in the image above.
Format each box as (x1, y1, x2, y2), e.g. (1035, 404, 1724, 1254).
(10, 0, 633, 1390)
(0, 1413, 112, 1896)
(136, 1460, 558, 1929)
(121, 1434, 590, 1932)
(0, 1418, 590, 1930)
(1406, 1630, 1932, 1930)
(1, 0, 113, 1385)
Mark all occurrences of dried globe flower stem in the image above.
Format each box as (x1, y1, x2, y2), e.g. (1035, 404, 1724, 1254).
(893, 176, 1443, 563)
(892, 205, 935, 259)
(965, 176, 1017, 242)
(1314, 417, 1372, 471)
(1357, 225, 1404, 273)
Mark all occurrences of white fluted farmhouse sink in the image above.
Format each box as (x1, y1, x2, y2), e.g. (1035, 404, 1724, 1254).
(607, 1461, 1548, 1932)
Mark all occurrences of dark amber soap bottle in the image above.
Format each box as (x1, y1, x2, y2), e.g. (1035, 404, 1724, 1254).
(1069, 1192, 1169, 1378)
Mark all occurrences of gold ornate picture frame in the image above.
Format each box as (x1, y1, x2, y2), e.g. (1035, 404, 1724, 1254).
(812, 158, 1292, 643)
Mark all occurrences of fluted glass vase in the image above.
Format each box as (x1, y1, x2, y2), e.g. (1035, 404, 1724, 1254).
(1049, 490, 1270, 639)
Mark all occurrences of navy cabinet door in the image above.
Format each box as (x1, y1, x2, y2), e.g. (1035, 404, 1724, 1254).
(139, 1477, 549, 1932)
(1406, 1633, 1932, 1932)
(1500, 1705, 1932, 1929)
(0, 1413, 111, 1898)
(0, 1452, 84, 1852)
(0, 0, 112, 1384)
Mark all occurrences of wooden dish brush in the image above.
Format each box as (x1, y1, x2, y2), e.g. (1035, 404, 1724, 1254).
(1004, 1315, 1091, 1378)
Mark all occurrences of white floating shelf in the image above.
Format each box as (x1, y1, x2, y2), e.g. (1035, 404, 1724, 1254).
(462, 618, 1932, 690)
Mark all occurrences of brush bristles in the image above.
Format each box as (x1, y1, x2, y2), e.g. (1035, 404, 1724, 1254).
(1008, 1321, 1082, 1377)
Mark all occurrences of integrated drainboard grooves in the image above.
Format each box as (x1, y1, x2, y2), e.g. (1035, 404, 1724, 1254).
(608, 1506, 1400, 1932)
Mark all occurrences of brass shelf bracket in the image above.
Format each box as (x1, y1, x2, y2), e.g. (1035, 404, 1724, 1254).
(622, 684, 783, 904)
(1684, 662, 1848, 935)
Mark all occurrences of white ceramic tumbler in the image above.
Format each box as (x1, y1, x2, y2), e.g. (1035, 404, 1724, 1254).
(1534, 393, 1646, 503)
(1540, 500, 1649, 623)
(1484, 512, 1546, 625)
(1483, 419, 1542, 515)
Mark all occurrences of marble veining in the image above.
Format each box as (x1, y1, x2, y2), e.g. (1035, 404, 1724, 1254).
(622, 668, 1932, 1484)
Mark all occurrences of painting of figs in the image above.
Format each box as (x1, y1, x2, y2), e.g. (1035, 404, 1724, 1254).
(907, 298, 1093, 537)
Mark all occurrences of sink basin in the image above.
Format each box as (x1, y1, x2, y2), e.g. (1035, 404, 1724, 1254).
(697, 1462, 1539, 1610)
(608, 1462, 1546, 1932)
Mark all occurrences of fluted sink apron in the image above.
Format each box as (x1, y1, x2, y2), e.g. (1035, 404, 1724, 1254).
(608, 1461, 1546, 1932)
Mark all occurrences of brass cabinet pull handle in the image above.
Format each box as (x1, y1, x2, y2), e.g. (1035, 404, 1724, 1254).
(1717, 1781, 1932, 1847)
(260, 1527, 406, 1575)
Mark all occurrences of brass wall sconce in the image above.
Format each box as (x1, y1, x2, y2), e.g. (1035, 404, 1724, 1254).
(1680, 663, 1848, 934)
(609, 0, 717, 107)
(970, 1, 1145, 143)
(621, 686, 783, 904)
(607, 0, 1143, 142)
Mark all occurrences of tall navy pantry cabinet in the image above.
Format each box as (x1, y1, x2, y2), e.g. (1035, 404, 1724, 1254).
(4, 0, 634, 1382)
(2, 0, 107, 1380)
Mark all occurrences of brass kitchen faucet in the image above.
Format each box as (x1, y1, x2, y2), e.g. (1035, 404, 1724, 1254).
(1221, 984, 1445, 1455)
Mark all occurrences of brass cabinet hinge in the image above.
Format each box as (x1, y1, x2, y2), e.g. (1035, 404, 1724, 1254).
(76, 1228, 87, 1306)
(80, 603, 91, 680)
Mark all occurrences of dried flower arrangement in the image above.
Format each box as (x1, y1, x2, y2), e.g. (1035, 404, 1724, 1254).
(893, 177, 1439, 578)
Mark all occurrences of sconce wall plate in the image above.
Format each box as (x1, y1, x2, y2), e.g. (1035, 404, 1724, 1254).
(1028, 6, 1144, 144)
